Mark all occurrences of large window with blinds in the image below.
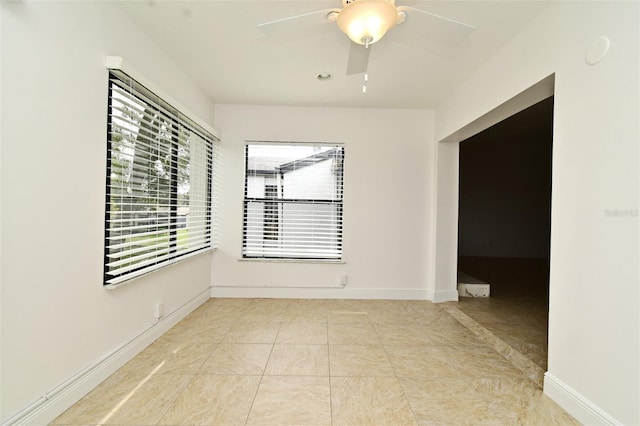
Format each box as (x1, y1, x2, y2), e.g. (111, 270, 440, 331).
(243, 143, 345, 260)
(104, 70, 218, 286)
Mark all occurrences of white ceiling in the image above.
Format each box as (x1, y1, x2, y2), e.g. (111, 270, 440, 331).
(119, 0, 550, 109)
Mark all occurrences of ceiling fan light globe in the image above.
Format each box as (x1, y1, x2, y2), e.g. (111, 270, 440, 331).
(336, 0, 398, 45)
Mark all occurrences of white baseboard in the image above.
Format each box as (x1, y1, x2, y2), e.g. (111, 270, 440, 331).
(2, 288, 211, 426)
(211, 285, 429, 300)
(426, 288, 459, 303)
(544, 372, 621, 425)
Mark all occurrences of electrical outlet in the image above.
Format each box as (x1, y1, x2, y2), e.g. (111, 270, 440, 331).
(339, 273, 348, 286)
(154, 301, 164, 322)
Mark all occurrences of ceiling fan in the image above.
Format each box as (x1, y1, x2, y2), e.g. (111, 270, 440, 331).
(257, 0, 475, 77)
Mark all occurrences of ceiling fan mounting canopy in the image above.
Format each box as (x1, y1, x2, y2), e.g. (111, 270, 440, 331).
(335, 0, 401, 46)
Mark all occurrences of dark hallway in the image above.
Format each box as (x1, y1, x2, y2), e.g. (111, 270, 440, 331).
(456, 97, 554, 372)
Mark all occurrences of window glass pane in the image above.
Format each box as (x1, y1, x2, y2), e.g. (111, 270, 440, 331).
(243, 143, 344, 260)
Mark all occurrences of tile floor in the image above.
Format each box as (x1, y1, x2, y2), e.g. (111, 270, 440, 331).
(457, 256, 551, 372)
(456, 295, 549, 371)
(52, 298, 578, 425)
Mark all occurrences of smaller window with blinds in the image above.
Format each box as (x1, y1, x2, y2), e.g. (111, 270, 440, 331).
(243, 142, 345, 260)
(104, 70, 219, 286)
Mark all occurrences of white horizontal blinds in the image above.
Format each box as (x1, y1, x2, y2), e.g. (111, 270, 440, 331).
(210, 137, 222, 248)
(242, 143, 345, 259)
(105, 70, 217, 285)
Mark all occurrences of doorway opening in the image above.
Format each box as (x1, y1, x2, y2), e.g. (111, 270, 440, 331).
(456, 96, 554, 371)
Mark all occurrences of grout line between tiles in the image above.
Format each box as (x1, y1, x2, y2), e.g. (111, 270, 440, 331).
(243, 333, 276, 425)
(374, 310, 421, 426)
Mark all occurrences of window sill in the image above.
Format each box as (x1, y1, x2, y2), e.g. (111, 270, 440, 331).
(237, 257, 345, 264)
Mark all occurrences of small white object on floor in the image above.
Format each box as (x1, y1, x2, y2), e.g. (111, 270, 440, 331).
(457, 272, 490, 297)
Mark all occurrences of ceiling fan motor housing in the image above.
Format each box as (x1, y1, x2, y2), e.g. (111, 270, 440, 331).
(342, 0, 396, 5)
(337, 0, 400, 45)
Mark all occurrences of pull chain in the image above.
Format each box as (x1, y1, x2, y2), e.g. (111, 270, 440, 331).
(361, 38, 372, 94)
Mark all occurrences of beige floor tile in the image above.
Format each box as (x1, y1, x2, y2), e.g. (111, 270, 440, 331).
(481, 320, 547, 340)
(276, 321, 328, 344)
(329, 344, 394, 377)
(52, 372, 190, 425)
(234, 313, 284, 326)
(399, 376, 498, 425)
(325, 299, 372, 312)
(50, 373, 119, 425)
(283, 310, 328, 323)
(224, 321, 280, 343)
(264, 344, 329, 376)
(118, 340, 217, 376)
(441, 345, 525, 379)
(361, 301, 421, 323)
(400, 376, 470, 402)
(247, 376, 331, 425)
(185, 302, 245, 323)
(385, 346, 457, 378)
(375, 323, 435, 346)
(399, 376, 537, 404)
(158, 375, 261, 425)
(399, 376, 566, 425)
(328, 310, 371, 324)
(361, 299, 414, 315)
(331, 376, 417, 426)
(199, 343, 272, 375)
(369, 312, 421, 325)
(426, 326, 487, 346)
(161, 317, 234, 342)
(412, 397, 498, 425)
(517, 394, 581, 425)
(402, 300, 442, 314)
(481, 377, 541, 402)
(246, 298, 290, 314)
(202, 298, 255, 316)
(328, 323, 380, 345)
(410, 309, 462, 327)
(286, 299, 329, 314)
(503, 337, 547, 368)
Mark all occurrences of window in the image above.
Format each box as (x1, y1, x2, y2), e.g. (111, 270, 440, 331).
(243, 143, 345, 260)
(104, 70, 219, 286)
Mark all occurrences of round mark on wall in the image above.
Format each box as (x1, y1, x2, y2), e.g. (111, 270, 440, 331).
(585, 36, 610, 65)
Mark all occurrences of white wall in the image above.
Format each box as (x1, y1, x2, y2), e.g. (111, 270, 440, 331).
(433, 142, 460, 302)
(436, 1, 639, 424)
(0, 2, 216, 422)
(212, 105, 436, 300)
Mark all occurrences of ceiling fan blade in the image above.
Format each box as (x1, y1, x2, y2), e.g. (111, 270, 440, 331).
(346, 42, 370, 75)
(257, 9, 339, 38)
(396, 6, 475, 47)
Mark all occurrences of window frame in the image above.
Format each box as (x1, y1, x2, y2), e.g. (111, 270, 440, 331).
(241, 141, 345, 262)
(103, 69, 219, 287)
